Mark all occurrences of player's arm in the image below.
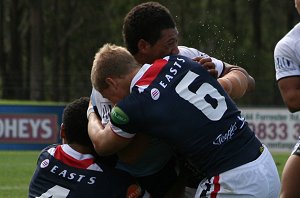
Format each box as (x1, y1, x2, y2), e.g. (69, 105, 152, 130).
(277, 76, 300, 113)
(280, 142, 300, 198)
(193, 57, 255, 99)
(217, 62, 255, 99)
(87, 95, 149, 162)
(280, 155, 300, 198)
(87, 110, 132, 156)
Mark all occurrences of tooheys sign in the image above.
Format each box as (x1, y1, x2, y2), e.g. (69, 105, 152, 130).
(240, 107, 300, 152)
(0, 114, 58, 144)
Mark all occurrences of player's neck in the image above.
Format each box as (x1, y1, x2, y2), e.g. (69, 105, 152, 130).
(68, 143, 93, 154)
(134, 53, 148, 65)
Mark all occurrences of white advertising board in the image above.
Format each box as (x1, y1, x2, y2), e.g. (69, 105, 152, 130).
(240, 107, 300, 153)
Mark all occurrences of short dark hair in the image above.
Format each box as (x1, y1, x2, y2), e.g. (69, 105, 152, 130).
(62, 97, 93, 148)
(122, 2, 176, 55)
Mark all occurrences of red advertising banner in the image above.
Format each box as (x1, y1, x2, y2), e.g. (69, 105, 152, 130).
(0, 114, 59, 144)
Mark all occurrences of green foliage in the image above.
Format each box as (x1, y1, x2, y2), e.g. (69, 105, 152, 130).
(1, 0, 299, 104)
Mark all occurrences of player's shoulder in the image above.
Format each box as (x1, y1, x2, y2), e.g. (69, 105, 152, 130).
(39, 144, 58, 156)
(35, 144, 58, 165)
(291, 22, 300, 36)
(178, 46, 208, 59)
(275, 23, 300, 53)
(274, 36, 294, 57)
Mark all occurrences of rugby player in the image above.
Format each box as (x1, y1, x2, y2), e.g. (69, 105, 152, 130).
(88, 44, 280, 198)
(29, 97, 148, 198)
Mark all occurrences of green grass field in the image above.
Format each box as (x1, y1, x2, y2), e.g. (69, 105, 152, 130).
(0, 151, 39, 198)
(0, 151, 290, 198)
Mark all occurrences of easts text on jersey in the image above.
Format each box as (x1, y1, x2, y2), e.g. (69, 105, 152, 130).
(159, 57, 185, 88)
(49, 164, 96, 184)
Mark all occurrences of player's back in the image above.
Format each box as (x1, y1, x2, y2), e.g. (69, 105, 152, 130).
(28, 144, 145, 198)
(116, 55, 262, 178)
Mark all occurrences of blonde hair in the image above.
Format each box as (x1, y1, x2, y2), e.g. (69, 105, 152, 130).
(91, 43, 139, 92)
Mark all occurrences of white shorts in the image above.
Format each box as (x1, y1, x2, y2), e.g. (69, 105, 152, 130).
(195, 145, 280, 198)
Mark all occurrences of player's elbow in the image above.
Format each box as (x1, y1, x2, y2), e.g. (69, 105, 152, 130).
(286, 103, 300, 113)
(284, 95, 300, 113)
(93, 143, 115, 156)
(246, 75, 255, 93)
(218, 69, 252, 99)
(89, 135, 113, 156)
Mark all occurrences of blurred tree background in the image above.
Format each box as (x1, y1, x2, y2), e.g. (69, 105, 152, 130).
(0, 0, 299, 106)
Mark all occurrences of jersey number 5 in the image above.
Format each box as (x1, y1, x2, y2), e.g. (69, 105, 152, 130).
(175, 70, 227, 121)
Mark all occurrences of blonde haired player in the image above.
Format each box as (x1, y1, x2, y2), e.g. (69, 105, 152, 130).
(88, 43, 280, 198)
(89, 46, 253, 197)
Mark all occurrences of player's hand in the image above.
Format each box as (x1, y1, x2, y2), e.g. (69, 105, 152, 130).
(193, 57, 218, 78)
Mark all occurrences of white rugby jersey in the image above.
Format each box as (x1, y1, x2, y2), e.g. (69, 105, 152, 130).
(274, 22, 300, 81)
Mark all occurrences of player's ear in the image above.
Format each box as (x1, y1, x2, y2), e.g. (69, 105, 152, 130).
(137, 39, 150, 53)
(105, 77, 118, 90)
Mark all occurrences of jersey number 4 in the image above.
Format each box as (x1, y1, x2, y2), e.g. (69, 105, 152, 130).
(175, 70, 227, 121)
(36, 185, 70, 198)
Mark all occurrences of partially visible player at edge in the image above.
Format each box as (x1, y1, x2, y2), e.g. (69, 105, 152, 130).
(89, 1, 255, 197)
(88, 43, 280, 198)
(28, 97, 149, 198)
(274, 0, 300, 197)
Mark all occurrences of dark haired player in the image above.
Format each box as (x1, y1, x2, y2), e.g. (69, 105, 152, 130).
(28, 97, 148, 198)
(89, 2, 255, 197)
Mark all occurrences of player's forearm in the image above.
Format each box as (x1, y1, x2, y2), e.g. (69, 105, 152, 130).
(233, 66, 255, 93)
(218, 63, 255, 99)
(88, 112, 131, 156)
(87, 112, 108, 155)
(87, 100, 113, 155)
